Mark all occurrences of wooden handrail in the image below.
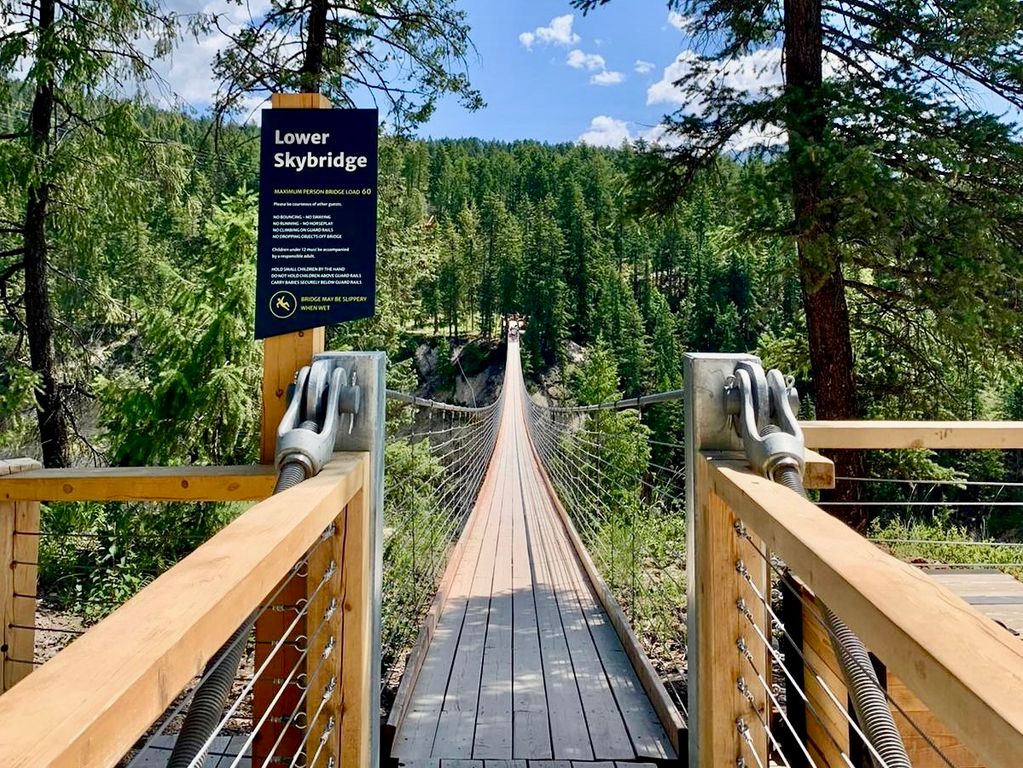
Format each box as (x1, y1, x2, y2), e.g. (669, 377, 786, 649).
(0, 465, 277, 502)
(0, 454, 366, 768)
(802, 420, 1023, 450)
(706, 454, 1023, 768)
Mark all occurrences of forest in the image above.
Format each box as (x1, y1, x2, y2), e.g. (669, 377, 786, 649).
(2, 0, 1023, 716)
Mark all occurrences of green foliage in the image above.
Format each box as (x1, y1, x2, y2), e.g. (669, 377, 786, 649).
(39, 500, 244, 620)
(0, 364, 40, 451)
(871, 518, 1023, 576)
(208, 0, 483, 131)
(96, 189, 261, 466)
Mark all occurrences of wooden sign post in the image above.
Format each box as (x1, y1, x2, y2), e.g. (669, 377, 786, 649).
(258, 92, 331, 464)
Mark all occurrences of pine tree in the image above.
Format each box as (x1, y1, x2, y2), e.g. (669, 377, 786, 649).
(522, 201, 569, 368)
(208, 0, 482, 130)
(0, 0, 182, 466)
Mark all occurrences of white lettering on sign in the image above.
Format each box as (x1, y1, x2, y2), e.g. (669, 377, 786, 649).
(273, 151, 370, 173)
(274, 130, 330, 144)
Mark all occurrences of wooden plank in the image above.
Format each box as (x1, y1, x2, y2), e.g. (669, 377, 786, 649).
(522, 404, 684, 758)
(392, 470, 504, 759)
(801, 597, 850, 767)
(888, 674, 983, 768)
(0, 459, 41, 693)
(801, 420, 1023, 450)
(520, 464, 633, 760)
(306, 499, 346, 766)
(0, 464, 277, 502)
(271, 93, 333, 109)
(734, 528, 769, 764)
(691, 458, 745, 768)
(0, 454, 365, 768)
(386, 412, 508, 754)
(803, 449, 835, 490)
(929, 569, 1023, 635)
(260, 327, 325, 465)
(518, 440, 593, 761)
(340, 459, 375, 768)
(473, 464, 514, 759)
(433, 469, 504, 757)
(440, 760, 483, 768)
(509, 429, 552, 761)
(710, 455, 1023, 768)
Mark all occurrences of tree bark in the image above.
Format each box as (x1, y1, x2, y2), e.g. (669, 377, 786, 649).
(23, 0, 70, 468)
(300, 0, 329, 92)
(784, 0, 865, 527)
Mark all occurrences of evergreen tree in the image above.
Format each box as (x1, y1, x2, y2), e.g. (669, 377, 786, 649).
(208, 0, 483, 131)
(0, 0, 182, 466)
(521, 201, 569, 369)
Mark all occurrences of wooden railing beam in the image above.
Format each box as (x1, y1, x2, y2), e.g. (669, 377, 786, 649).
(802, 420, 1023, 450)
(0, 454, 365, 768)
(0, 465, 277, 503)
(707, 454, 1023, 768)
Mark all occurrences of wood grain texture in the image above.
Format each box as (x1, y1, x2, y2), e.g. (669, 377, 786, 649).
(710, 456, 1023, 768)
(340, 459, 375, 768)
(0, 464, 276, 502)
(260, 328, 326, 464)
(801, 420, 1023, 450)
(0, 454, 365, 768)
(0, 458, 41, 693)
(524, 403, 684, 758)
(803, 449, 835, 489)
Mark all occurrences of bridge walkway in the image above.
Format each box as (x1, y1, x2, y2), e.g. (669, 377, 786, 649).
(391, 338, 674, 765)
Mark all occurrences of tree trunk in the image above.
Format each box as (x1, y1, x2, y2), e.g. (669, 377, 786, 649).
(24, 0, 70, 468)
(300, 0, 329, 92)
(784, 0, 864, 528)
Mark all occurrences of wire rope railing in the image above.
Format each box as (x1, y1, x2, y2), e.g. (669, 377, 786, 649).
(524, 387, 688, 716)
(378, 387, 502, 712)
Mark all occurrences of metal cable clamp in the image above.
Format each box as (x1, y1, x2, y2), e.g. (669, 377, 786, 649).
(276, 357, 362, 475)
(724, 360, 805, 481)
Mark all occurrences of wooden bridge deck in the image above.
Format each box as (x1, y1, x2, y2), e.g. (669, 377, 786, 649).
(392, 339, 675, 765)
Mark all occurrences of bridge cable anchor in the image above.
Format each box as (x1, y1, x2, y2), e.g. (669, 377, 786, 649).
(724, 361, 804, 482)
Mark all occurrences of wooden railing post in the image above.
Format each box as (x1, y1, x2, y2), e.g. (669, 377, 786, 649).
(253, 90, 331, 763)
(684, 354, 770, 767)
(328, 351, 386, 768)
(306, 493, 346, 766)
(258, 91, 331, 466)
(339, 460, 374, 768)
(0, 458, 42, 693)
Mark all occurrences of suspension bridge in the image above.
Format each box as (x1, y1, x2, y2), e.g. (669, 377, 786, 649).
(0, 329, 1021, 768)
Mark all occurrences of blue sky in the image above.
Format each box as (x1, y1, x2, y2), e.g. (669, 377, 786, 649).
(155, 1, 705, 147)
(417, 1, 691, 145)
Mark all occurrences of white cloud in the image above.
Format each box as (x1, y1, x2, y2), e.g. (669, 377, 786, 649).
(578, 116, 632, 147)
(667, 11, 695, 33)
(634, 59, 655, 75)
(148, 0, 274, 112)
(647, 48, 783, 108)
(519, 14, 580, 49)
(591, 70, 625, 86)
(726, 122, 787, 151)
(567, 49, 606, 71)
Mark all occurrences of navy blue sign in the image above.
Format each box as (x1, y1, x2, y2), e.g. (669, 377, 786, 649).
(255, 108, 378, 339)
